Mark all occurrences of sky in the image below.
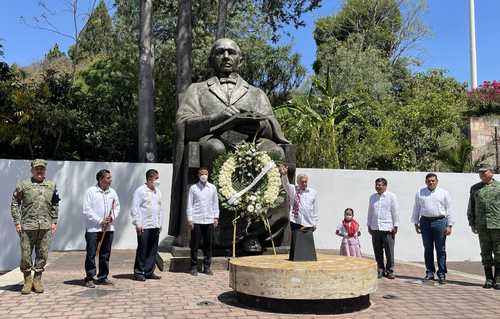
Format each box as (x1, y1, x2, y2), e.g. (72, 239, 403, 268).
(1, 0, 499, 87)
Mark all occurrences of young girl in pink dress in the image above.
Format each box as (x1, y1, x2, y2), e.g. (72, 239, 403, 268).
(336, 208, 362, 257)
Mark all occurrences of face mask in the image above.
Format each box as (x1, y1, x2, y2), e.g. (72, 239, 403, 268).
(153, 180, 160, 187)
(199, 175, 208, 183)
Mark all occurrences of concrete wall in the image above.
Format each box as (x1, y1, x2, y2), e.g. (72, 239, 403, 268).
(470, 115, 500, 165)
(0, 159, 173, 271)
(1, 159, 497, 271)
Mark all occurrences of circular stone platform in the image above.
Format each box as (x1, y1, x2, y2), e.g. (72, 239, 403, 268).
(229, 254, 377, 314)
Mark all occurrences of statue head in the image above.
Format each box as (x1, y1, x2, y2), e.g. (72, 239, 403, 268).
(208, 38, 242, 77)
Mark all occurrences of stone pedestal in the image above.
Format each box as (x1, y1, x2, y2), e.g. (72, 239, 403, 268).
(229, 254, 377, 314)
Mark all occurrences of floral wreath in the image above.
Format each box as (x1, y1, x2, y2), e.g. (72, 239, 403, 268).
(213, 142, 285, 256)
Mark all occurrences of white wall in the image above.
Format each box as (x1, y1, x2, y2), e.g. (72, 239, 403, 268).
(1, 159, 495, 271)
(304, 168, 497, 263)
(0, 159, 172, 271)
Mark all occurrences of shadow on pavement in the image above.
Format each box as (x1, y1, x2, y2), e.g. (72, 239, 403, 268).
(217, 290, 371, 315)
(0, 284, 21, 292)
(397, 275, 483, 287)
(112, 274, 134, 280)
(218, 291, 257, 311)
(63, 279, 86, 286)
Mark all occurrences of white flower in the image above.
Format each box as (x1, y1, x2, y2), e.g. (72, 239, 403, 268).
(247, 205, 254, 212)
(249, 195, 256, 201)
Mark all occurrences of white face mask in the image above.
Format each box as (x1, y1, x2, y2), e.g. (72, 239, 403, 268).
(199, 175, 208, 183)
(153, 180, 160, 187)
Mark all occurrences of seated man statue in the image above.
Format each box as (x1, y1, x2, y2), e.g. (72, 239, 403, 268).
(169, 38, 291, 253)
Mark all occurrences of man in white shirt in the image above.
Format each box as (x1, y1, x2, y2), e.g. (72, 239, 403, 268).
(412, 173, 454, 284)
(367, 177, 399, 279)
(279, 166, 319, 261)
(131, 169, 164, 281)
(82, 169, 120, 288)
(187, 167, 219, 276)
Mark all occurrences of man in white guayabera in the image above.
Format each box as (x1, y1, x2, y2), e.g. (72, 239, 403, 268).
(130, 169, 164, 281)
(279, 165, 319, 261)
(187, 167, 220, 276)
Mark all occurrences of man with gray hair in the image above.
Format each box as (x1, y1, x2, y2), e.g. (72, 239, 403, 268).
(279, 165, 319, 261)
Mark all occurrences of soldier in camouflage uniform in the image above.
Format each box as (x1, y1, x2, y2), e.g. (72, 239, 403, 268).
(467, 163, 500, 289)
(10, 159, 60, 294)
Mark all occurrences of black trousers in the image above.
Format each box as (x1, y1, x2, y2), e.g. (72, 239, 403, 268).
(134, 228, 160, 277)
(371, 230, 395, 274)
(84, 231, 114, 281)
(190, 224, 213, 269)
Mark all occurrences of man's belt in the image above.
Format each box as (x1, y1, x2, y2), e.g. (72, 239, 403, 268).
(421, 215, 446, 221)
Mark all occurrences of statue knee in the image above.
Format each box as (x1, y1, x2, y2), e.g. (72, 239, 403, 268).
(200, 139, 226, 167)
(202, 139, 226, 154)
(258, 139, 285, 161)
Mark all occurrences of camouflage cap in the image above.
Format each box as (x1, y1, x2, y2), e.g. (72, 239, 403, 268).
(31, 159, 47, 168)
(478, 163, 494, 172)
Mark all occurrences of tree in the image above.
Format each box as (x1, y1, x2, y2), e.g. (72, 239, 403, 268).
(45, 43, 66, 60)
(0, 64, 81, 159)
(68, 0, 114, 63)
(276, 76, 359, 168)
(313, 0, 428, 73)
(175, 0, 192, 102)
(391, 70, 467, 171)
(138, 0, 157, 162)
(20, 1, 107, 79)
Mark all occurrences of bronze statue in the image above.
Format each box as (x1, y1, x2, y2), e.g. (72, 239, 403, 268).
(168, 38, 294, 254)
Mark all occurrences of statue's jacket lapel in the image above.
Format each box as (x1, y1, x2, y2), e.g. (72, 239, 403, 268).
(206, 76, 249, 108)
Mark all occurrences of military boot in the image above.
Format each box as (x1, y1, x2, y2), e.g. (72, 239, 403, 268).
(494, 266, 500, 290)
(32, 272, 44, 293)
(21, 271, 32, 295)
(483, 266, 494, 289)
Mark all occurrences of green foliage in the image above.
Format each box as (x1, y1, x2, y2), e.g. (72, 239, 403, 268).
(314, 0, 401, 73)
(0, 0, 309, 163)
(276, 76, 357, 168)
(391, 70, 467, 171)
(45, 43, 65, 61)
(280, 0, 468, 172)
(69, 0, 114, 63)
(0, 63, 82, 159)
(437, 137, 491, 173)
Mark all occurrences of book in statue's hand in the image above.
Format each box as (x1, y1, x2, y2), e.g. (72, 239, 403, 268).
(210, 112, 267, 134)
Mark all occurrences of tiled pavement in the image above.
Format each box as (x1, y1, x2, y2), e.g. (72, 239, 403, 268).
(1, 250, 499, 319)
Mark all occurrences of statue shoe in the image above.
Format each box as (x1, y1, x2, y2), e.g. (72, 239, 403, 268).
(32, 272, 44, 293)
(21, 272, 32, 295)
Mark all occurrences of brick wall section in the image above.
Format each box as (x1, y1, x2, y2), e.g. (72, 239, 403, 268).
(469, 115, 500, 165)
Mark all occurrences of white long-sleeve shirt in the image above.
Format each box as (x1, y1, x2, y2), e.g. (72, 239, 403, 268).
(411, 186, 454, 225)
(187, 182, 219, 224)
(130, 184, 164, 229)
(83, 185, 120, 232)
(282, 176, 319, 227)
(367, 191, 399, 231)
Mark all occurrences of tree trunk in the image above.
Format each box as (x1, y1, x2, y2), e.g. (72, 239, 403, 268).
(215, 0, 229, 39)
(175, 0, 192, 106)
(138, 0, 158, 162)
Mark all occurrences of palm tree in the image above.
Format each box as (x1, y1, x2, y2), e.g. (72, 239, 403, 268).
(276, 74, 360, 168)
